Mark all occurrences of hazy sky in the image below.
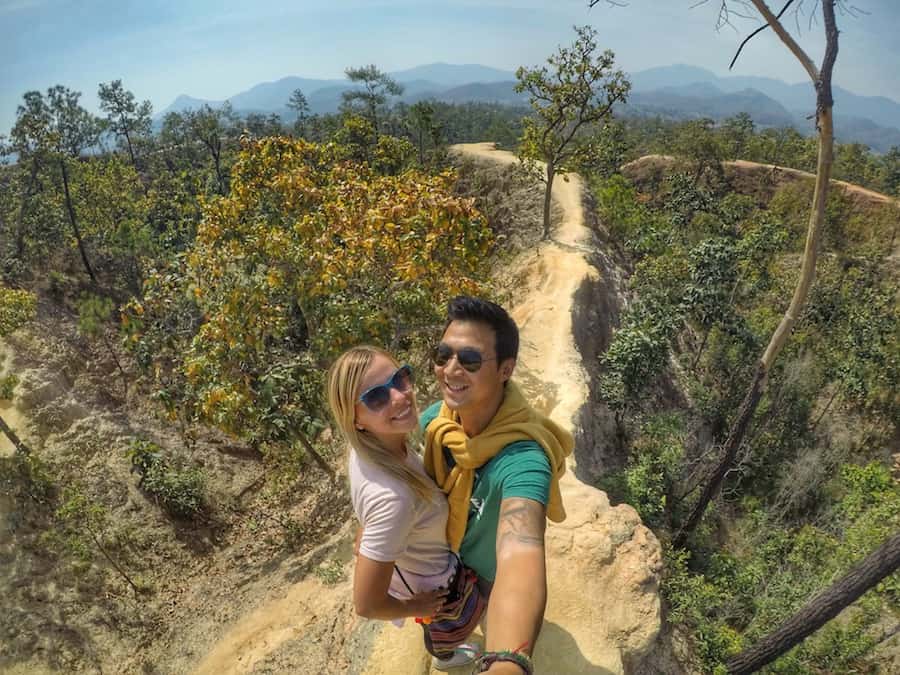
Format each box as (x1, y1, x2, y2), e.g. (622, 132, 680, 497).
(2, 0, 899, 134)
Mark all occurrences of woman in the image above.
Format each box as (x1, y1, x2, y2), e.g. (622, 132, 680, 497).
(326, 345, 483, 670)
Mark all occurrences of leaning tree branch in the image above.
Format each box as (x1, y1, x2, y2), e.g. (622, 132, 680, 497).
(749, 0, 820, 81)
(0, 413, 31, 454)
(726, 532, 900, 674)
(730, 0, 797, 69)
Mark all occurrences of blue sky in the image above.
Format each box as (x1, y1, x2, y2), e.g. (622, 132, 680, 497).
(2, 0, 899, 134)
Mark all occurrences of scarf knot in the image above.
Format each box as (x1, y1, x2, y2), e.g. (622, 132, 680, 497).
(423, 381, 573, 552)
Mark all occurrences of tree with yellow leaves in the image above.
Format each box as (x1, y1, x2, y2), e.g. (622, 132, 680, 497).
(125, 136, 492, 476)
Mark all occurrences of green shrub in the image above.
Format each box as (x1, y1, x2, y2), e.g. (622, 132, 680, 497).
(600, 414, 686, 529)
(127, 439, 206, 519)
(142, 462, 205, 519)
(0, 452, 55, 505)
(663, 546, 745, 671)
(0, 373, 18, 399)
(315, 558, 346, 586)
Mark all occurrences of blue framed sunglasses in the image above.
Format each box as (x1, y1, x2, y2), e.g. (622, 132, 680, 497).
(358, 364, 414, 412)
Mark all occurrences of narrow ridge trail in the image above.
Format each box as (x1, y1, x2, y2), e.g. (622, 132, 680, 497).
(190, 143, 663, 674)
(357, 144, 662, 674)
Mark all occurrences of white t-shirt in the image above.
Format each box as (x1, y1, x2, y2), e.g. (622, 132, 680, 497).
(349, 447, 454, 605)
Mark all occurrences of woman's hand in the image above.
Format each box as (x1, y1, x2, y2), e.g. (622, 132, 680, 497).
(403, 587, 449, 618)
(354, 554, 448, 620)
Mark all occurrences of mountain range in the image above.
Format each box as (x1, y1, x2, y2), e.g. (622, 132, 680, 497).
(157, 63, 900, 153)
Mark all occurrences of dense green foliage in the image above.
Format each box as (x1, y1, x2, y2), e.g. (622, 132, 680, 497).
(0, 286, 36, 336)
(127, 439, 206, 519)
(590, 121, 899, 670)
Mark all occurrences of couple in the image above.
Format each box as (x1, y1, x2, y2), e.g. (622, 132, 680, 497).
(327, 296, 574, 673)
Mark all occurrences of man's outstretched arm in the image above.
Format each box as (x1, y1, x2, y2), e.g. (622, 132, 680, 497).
(485, 497, 547, 671)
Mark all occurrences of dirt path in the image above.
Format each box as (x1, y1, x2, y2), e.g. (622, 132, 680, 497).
(625, 154, 897, 205)
(450, 143, 597, 445)
(624, 154, 900, 269)
(192, 535, 357, 675)
(728, 158, 896, 204)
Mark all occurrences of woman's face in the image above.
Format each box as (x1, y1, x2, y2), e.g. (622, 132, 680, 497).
(354, 353, 419, 443)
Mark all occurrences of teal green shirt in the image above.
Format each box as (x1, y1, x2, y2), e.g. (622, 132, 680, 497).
(421, 402, 551, 582)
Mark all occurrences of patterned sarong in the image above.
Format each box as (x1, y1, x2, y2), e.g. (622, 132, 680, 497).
(396, 554, 486, 659)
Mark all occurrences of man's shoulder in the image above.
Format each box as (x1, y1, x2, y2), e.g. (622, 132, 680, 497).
(419, 401, 442, 432)
(479, 441, 551, 505)
(483, 440, 550, 474)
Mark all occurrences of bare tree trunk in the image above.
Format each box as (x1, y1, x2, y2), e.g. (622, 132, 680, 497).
(99, 329, 128, 398)
(122, 124, 137, 169)
(691, 325, 711, 372)
(676, 361, 766, 546)
(543, 162, 555, 240)
(676, 0, 838, 544)
(809, 384, 841, 433)
(14, 160, 41, 259)
(87, 525, 142, 595)
(296, 429, 335, 480)
(213, 151, 226, 195)
(0, 413, 31, 454)
(727, 532, 900, 674)
(59, 157, 98, 285)
(417, 127, 425, 166)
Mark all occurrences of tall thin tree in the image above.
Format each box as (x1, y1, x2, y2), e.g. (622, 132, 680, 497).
(515, 25, 630, 239)
(673, 0, 840, 546)
(45, 86, 105, 284)
(98, 79, 152, 171)
(341, 64, 404, 136)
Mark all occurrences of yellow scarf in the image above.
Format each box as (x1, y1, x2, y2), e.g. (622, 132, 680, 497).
(423, 381, 574, 552)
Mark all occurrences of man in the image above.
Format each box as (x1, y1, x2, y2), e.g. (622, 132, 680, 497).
(421, 296, 573, 674)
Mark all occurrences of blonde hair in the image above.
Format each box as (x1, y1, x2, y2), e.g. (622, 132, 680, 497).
(326, 345, 436, 501)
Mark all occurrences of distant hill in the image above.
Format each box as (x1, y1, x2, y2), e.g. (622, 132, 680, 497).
(154, 61, 900, 152)
(437, 81, 526, 106)
(161, 94, 224, 115)
(631, 64, 900, 147)
(628, 87, 795, 128)
(227, 76, 345, 113)
(833, 115, 900, 151)
(390, 63, 514, 86)
(156, 63, 518, 118)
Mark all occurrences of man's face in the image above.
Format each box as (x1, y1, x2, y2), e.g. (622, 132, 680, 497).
(435, 319, 513, 416)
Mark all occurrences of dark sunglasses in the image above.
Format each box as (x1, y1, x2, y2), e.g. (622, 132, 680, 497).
(358, 364, 414, 412)
(432, 343, 496, 373)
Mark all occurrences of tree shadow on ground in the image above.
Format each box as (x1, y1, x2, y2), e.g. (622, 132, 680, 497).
(533, 621, 618, 675)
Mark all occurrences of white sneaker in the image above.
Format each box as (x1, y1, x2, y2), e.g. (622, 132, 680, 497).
(432, 643, 478, 671)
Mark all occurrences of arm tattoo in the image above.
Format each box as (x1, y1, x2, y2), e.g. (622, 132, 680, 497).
(497, 499, 546, 551)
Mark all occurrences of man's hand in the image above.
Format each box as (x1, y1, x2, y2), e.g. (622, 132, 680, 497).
(485, 497, 547, 658)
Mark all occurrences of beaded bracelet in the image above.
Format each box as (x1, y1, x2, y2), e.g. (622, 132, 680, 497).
(475, 649, 534, 674)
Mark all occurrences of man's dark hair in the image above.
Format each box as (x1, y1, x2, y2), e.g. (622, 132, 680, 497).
(443, 296, 519, 364)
